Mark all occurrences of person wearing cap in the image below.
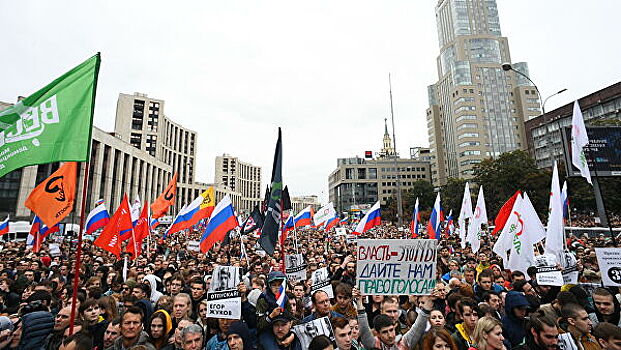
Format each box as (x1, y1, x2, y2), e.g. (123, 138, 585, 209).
(258, 313, 302, 350)
(501, 291, 530, 347)
(255, 271, 294, 334)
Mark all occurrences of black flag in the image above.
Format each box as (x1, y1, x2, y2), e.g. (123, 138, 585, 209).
(259, 128, 283, 254)
(241, 205, 264, 234)
(282, 186, 292, 211)
(261, 185, 271, 214)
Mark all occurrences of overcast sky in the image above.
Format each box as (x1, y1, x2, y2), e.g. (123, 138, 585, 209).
(1, 1, 620, 204)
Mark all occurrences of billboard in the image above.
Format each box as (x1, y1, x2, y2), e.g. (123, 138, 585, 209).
(562, 126, 621, 177)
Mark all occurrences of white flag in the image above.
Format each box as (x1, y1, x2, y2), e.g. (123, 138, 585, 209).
(131, 195, 142, 223)
(545, 162, 565, 262)
(521, 192, 547, 245)
(571, 100, 592, 184)
(313, 202, 336, 226)
(458, 182, 474, 248)
(467, 185, 488, 253)
(493, 193, 523, 264)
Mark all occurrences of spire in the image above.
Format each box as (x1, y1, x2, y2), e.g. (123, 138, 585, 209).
(384, 118, 389, 136)
(380, 117, 395, 159)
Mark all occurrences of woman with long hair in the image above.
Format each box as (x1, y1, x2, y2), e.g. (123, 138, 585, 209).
(470, 316, 506, 350)
(98, 295, 119, 321)
(421, 328, 458, 350)
(147, 309, 174, 350)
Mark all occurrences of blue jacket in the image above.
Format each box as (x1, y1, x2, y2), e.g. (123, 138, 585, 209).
(16, 311, 54, 350)
(502, 291, 530, 347)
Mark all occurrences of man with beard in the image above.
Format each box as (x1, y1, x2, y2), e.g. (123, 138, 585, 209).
(558, 303, 600, 350)
(590, 288, 621, 327)
(44, 305, 72, 350)
(513, 312, 560, 350)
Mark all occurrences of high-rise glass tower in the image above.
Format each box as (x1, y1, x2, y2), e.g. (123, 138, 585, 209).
(426, 0, 542, 186)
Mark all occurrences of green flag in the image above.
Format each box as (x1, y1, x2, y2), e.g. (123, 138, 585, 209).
(0, 53, 100, 178)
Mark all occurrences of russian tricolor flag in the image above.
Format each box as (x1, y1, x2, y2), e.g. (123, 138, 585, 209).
(294, 206, 313, 227)
(445, 210, 454, 237)
(200, 195, 238, 253)
(85, 202, 110, 235)
(323, 215, 339, 232)
(410, 197, 420, 238)
(284, 215, 295, 233)
(28, 215, 59, 252)
(339, 217, 349, 225)
(0, 216, 9, 237)
(353, 201, 381, 235)
(275, 279, 287, 309)
(427, 193, 444, 240)
(150, 218, 160, 230)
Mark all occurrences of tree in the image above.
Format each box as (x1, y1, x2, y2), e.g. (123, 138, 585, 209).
(472, 150, 548, 216)
(383, 180, 435, 224)
(440, 178, 467, 215)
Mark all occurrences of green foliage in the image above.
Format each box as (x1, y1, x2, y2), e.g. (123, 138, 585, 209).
(440, 178, 468, 215)
(472, 150, 548, 215)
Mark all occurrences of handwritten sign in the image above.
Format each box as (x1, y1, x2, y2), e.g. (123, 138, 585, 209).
(356, 239, 437, 295)
(595, 248, 621, 287)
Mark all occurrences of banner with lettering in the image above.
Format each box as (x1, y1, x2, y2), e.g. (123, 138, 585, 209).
(285, 254, 307, 283)
(0, 54, 100, 178)
(206, 266, 241, 319)
(356, 239, 437, 295)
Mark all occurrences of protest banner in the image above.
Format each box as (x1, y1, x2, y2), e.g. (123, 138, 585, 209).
(595, 248, 621, 287)
(561, 252, 579, 285)
(292, 317, 334, 350)
(187, 240, 200, 252)
(285, 254, 307, 283)
(310, 267, 333, 298)
(356, 239, 437, 295)
(206, 266, 241, 319)
(534, 254, 564, 287)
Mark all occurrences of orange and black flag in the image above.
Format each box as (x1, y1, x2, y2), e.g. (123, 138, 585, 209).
(25, 162, 77, 228)
(151, 172, 178, 219)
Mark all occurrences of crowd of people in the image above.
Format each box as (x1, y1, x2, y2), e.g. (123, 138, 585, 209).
(0, 221, 619, 350)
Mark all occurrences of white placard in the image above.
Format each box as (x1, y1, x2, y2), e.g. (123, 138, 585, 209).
(48, 243, 61, 257)
(356, 239, 437, 295)
(595, 248, 621, 287)
(187, 240, 200, 252)
(285, 254, 307, 283)
(535, 254, 563, 287)
(292, 317, 334, 350)
(561, 252, 579, 285)
(206, 266, 241, 319)
(310, 267, 333, 298)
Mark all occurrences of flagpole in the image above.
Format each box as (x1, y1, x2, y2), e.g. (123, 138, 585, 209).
(291, 213, 299, 254)
(69, 161, 90, 334)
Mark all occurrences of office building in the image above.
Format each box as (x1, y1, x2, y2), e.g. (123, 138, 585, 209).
(525, 82, 621, 169)
(214, 154, 262, 213)
(291, 195, 321, 214)
(426, 0, 541, 186)
(0, 93, 210, 220)
(328, 123, 431, 213)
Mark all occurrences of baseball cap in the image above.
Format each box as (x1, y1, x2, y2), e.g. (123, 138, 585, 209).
(267, 271, 286, 283)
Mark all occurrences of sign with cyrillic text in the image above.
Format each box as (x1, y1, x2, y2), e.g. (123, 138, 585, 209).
(595, 248, 621, 287)
(206, 266, 241, 319)
(356, 239, 437, 295)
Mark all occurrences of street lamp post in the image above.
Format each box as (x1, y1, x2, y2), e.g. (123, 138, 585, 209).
(501, 63, 544, 113)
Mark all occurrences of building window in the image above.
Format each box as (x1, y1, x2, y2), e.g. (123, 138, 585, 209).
(130, 133, 141, 149)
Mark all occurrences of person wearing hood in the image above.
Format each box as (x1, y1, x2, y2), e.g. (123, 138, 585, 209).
(589, 288, 621, 328)
(226, 321, 252, 350)
(147, 310, 174, 350)
(255, 271, 295, 333)
(143, 274, 164, 305)
(501, 291, 530, 347)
